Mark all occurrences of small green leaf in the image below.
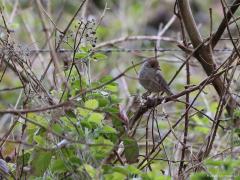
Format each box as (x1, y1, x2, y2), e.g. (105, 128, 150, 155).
(80, 45, 92, 52)
(69, 156, 82, 166)
(92, 53, 107, 60)
(110, 95, 121, 103)
(84, 164, 96, 178)
(88, 113, 104, 125)
(106, 107, 119, 113)
(80, 119, 92, 129)
(125, 165, 141, 174)
(91, 137, 113, 160)
(100, 75, 113, 83)
(106, 85, 118, 92)
(112, 166, 129, 175)
(28, 113, 49, 128)
(30, 150, 52, 176)
(52, 124, 64, 134)
(51, 159, 67, 174)
(101, 125, 117, 134)
(74, 52, 88, 59)
(33, 135, 45, 146)
(85, 99, 99, 109)
(77, 107, 90, 117)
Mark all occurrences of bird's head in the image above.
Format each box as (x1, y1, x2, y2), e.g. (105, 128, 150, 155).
(144, 59, 160, 70)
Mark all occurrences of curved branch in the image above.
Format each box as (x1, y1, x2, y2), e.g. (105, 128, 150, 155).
(211, 0, 240, 48)
(177, 0, 238, 118)
(177, 0, 202, 46)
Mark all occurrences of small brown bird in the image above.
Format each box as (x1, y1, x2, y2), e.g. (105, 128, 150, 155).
(138, 59, 173, 96)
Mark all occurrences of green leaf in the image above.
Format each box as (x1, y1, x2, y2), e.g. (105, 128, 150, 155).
(52, 123, 64, 134)
(190, 172, 213, 180)
(85, 99, 99, 109)
(80, 119, 92, 129)
(83, 164, 96, 178)
(51, 159, 67, 174)
(106, 107, 119, 113)
(69, 156, 82, 166)
(96, 26, 108, 39)
(74, 52, 88, 59)
(77, 107, 90, 117)
(30, 149, 52, 176)
(208, 167, 218, 175)
(80, 45, 92, 52)
(109, 95, 121, 104)
(28, 113, 49, 128)
(112, 166, 129, 175)
(91, 137, 113, 160)
(106, 85, 118, 92)
(90, 92, 109, 107)
(123, 137, 139, 164)
(125, 165, 141, 174)
(88, 113, 104, 125)
(100, 75, 114, 83)
(92, 53, 107, 60)
(33, 135, 45, 146)
(104, 172, 126, 180)
(205, 159, 224, 166)
(101, 125, 117, 134)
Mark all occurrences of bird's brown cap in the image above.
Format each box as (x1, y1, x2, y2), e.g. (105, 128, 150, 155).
(147, 59, 159, 68)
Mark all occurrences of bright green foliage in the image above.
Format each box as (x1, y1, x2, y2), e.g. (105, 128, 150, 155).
(90, 136, 114, 160)
(123, 136, 139, 164)
(85, 99, 99, 109)
(29, 150, 52, 177)
(190, 172, 213, 180)
(204, 159, 240, 178)
(92, 53, 107, 60)
(1, 1, 238, 179)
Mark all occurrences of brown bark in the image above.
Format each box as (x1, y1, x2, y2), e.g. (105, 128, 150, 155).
(177, 0, 238, 119)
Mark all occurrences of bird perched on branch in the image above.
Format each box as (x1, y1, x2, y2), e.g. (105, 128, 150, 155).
(138, 59, 173, 96)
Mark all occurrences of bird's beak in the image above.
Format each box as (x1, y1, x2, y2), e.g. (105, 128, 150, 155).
(157, 67, 162, 71)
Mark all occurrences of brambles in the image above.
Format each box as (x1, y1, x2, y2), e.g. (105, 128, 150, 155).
(0, 0, 240, 179)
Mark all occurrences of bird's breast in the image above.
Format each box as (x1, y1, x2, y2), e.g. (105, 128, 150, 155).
(139, 68, 158, 92)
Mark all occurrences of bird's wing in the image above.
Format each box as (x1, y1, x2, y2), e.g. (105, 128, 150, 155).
(155, 70, 173, 95)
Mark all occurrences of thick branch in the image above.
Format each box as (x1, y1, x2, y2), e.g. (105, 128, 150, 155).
(211, 0, 240, 48)
(177, 0, 238, 117)
(177, 0, 202, 46)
